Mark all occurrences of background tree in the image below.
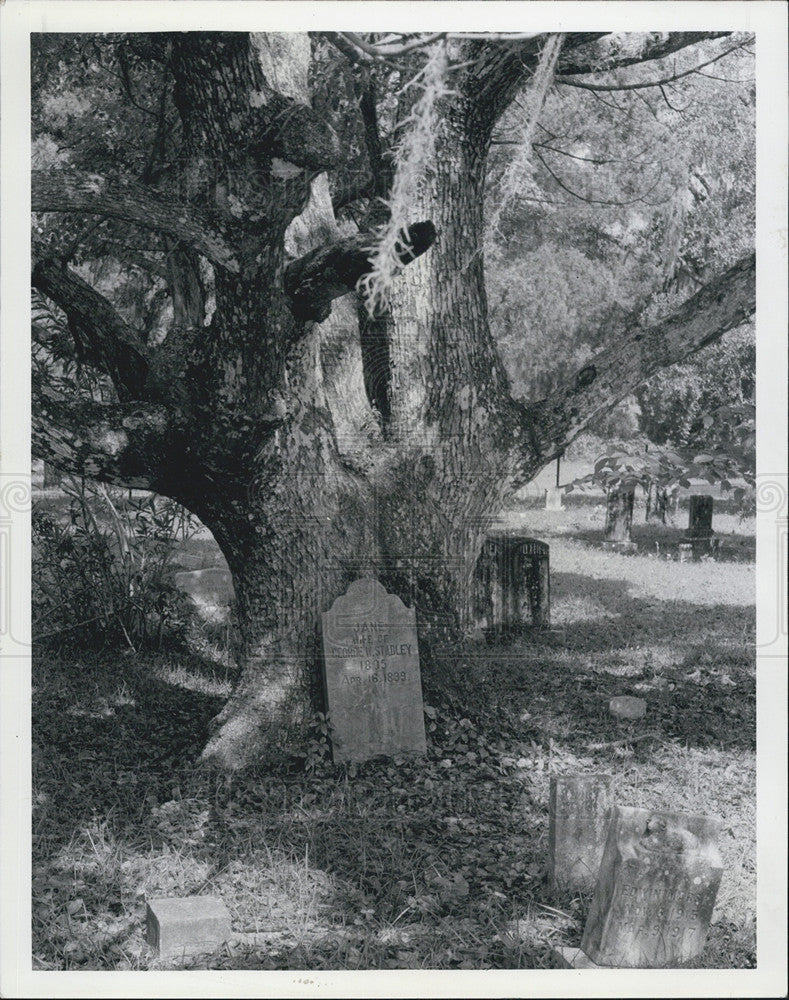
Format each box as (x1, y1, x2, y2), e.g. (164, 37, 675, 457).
(32, 31, 756, 766)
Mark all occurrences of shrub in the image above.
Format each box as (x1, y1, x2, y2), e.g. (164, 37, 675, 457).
(33, 478, 199, 651)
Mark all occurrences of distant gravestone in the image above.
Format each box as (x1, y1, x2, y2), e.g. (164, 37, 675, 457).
(472, 532, 550, 635)
(603, 488, 636, 551)
(549, 774, 615, 893)
(686, 495, 714, 538)
(544, 486, 564, 511)
(686, 495, 715, 558)
(579, 805, 724, 967)
(321, 578, 426, 763)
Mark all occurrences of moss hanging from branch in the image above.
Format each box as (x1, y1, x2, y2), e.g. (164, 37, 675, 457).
(487, 33, 564, 238)
(359, 41, 450, 315)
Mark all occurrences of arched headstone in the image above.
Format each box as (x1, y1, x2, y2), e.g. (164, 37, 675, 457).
(472, 532, 550, 635)
(321, 578, 426, 763)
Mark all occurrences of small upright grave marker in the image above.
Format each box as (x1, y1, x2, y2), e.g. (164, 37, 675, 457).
(549, 773, 615, 893)
(472, 532, 550, 634)
(579, 805, 723, 967)
(603, 488, 636, 551)
(544, 486, 564, 511)
(686, 495, 714, 538)
(686, 495, 715, 558)
(321, 578, 426, 763)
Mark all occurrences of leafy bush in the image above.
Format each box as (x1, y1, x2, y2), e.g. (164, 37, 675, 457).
(33, 478, 199, 650)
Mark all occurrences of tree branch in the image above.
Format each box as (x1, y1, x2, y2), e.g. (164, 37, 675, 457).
(556, 31, 731, 77)
(32, 258, 151, 401)
(557, 39, 749, 92)
(33, 393, 172, 490)
(284, 221, 436, 323)
(461, 33, 605, 127)
(32, 169, 240, 273)
(517, 254, 756, 479)
(462, 30, 733, 131)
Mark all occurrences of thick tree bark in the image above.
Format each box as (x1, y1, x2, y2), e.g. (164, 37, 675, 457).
(32, 169, 240, 272)
(32, 31, 757, 767)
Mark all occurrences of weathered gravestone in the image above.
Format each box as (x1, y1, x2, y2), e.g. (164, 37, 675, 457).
(573, 805, 723, 968)
(645, 482, 669, 523)
(686, 494, 715, 558)
(603, 488, 636, 551)
(549, 774, 615, 893)
(686, 495, 714, 538)
(321, 578, 426, 763)
(471, 532, 550, 635)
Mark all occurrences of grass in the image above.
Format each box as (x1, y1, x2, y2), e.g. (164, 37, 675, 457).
(31, 496, 756, 971)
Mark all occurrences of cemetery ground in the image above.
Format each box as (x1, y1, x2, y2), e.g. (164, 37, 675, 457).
(31, 493, 756, 971)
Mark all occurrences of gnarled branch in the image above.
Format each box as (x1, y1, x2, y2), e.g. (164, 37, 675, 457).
(33, 393, 173, 490)
(556, 31, 731, 77)
(284, 220, 436, 323)
(32, 169, 240, 273)
(515, 253, 756, 481)
(32, 258, 150, 401)
(557, 37, 748, 92)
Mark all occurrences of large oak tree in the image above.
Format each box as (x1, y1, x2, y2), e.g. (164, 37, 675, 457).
(32, 31, 755, 766)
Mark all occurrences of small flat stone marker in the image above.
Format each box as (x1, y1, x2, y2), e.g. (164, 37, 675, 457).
(549, 773, 615, 894)
(580, 805, 724, 967)
(321, 578, 426, 763)
(609, 695, 646, 720)
(146, 896, 232, 959)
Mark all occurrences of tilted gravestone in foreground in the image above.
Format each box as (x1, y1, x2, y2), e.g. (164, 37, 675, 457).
(557, 804, 723, 968)
(549, 773, 615, 894)
(321, 578, 426, 763)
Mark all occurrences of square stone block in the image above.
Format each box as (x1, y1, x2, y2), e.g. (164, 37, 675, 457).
(146, 896, 232, 959)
